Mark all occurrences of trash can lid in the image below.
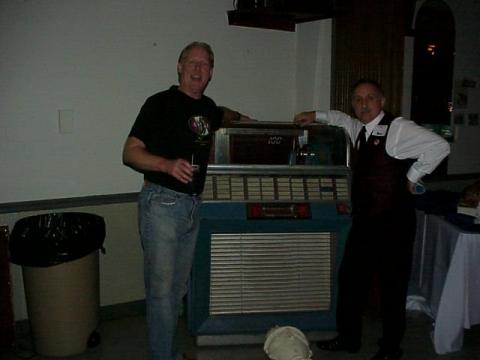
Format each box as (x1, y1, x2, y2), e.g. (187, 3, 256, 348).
(9, 212, 106, 267)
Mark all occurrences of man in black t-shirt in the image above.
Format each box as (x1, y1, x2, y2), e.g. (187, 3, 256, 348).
(123, 42, 247, 360)
(128, 85, 222, 195)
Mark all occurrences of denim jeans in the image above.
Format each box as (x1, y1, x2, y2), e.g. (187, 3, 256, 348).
(138, 182, 201, 360)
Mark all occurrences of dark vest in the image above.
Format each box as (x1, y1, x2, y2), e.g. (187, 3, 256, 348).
(351, 113, 414, 217)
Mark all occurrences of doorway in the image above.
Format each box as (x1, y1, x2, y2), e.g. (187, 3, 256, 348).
(411, 0, 455, 124)
(411, 0, 455, 178)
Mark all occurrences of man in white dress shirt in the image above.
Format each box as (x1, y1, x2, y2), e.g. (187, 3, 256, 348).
(294, 79, 450, 360)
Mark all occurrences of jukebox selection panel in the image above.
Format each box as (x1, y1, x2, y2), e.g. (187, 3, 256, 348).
(202, 174, 349, 202)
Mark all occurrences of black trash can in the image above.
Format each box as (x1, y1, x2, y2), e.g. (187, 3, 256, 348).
(9, 212, 105, 357)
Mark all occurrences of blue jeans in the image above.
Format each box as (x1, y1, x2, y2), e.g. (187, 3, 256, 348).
(138, 182, 201, 360)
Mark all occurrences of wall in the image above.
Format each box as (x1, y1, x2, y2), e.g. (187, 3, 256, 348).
(294, 19, 332, 112)
(0, 0, 314, 204)
(2, 0, 478, 202)
(1, 0, 332, 321)
(3, 0, 479, 322)
(445, 0, 480, 174)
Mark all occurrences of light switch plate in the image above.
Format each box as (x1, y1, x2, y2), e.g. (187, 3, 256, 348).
(58, 109, 74, 134)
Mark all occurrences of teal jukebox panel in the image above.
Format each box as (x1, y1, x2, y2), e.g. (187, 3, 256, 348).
(188, 202, 350, 337)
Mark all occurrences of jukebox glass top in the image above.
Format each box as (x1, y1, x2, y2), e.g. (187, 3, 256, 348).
(212, 121, 349, 166)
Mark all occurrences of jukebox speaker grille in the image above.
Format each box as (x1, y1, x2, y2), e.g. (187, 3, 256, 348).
(209, 232, 334, 315)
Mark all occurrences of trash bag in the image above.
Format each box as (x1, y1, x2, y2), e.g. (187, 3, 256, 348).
(9, 212, 105, 267)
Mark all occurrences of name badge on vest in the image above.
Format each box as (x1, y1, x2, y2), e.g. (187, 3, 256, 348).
(372, 125, 388, 137)
(371, 125, 387, 146)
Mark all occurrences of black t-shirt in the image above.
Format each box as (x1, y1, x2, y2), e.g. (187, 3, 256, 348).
(129, 85, 222, 194)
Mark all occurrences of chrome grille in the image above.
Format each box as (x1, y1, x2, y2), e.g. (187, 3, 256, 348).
(209, 232, 335, 315)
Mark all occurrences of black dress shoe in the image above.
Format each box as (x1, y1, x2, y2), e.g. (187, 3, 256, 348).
(182, 353, 196, 360)
(316, 336, 360, 353)
(370, 348, 403, 360)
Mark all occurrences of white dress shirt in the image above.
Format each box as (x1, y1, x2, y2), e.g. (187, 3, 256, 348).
(315, 110, 451, 183)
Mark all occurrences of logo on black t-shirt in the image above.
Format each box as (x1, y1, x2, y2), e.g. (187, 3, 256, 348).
(189, 115, 210, 138)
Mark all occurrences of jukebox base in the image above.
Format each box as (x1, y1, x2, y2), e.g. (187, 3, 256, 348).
(188, 202, 350, 345)
(195, 330, 337, 346)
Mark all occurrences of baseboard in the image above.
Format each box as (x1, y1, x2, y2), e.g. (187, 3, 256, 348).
(99, 299, 145, 321)
(14, 300, 146, 340)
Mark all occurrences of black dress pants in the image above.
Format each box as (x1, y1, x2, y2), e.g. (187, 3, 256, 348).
(335, 210, 416, 351)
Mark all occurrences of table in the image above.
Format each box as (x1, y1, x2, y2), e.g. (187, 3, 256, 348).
(407, 212, 480, 354)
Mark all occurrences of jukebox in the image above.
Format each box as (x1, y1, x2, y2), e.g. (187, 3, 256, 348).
(188, 121, 352, 345)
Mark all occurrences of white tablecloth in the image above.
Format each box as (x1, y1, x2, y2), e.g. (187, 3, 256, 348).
(407, 212, 480, 354)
